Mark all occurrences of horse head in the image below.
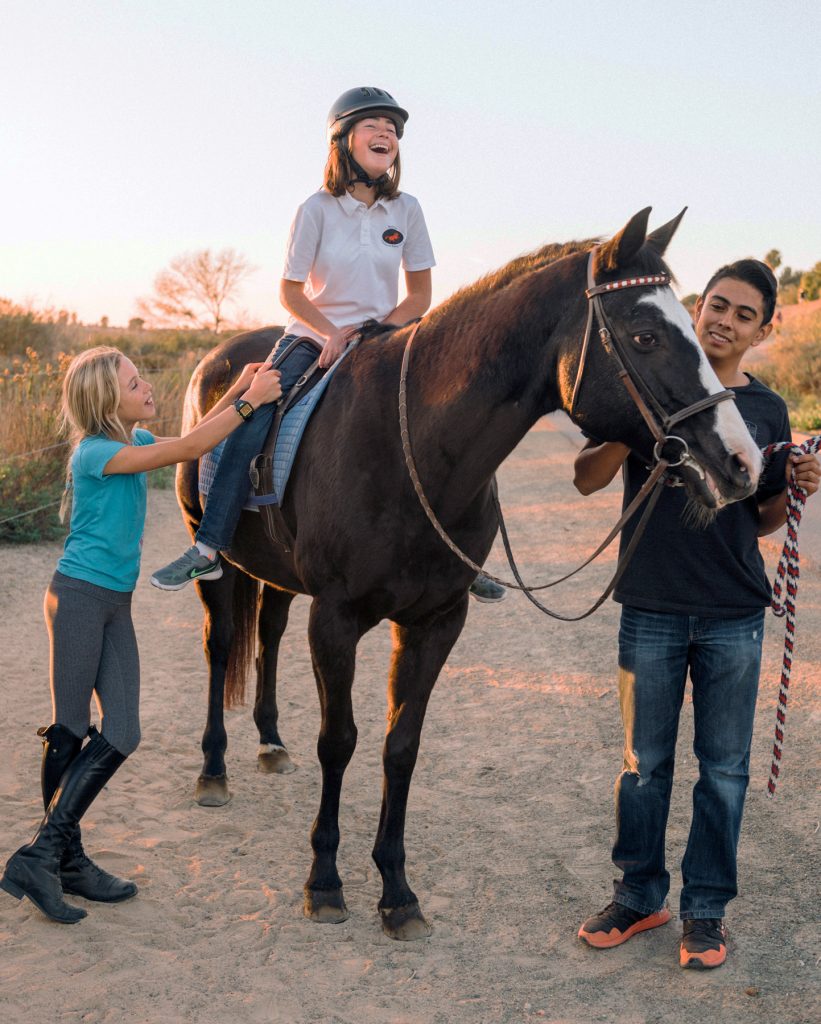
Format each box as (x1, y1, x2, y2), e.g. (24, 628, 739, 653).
(565, 207, 762, 509)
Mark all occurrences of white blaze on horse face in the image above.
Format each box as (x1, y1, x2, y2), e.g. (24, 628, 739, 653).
(638, 288, 762, 483)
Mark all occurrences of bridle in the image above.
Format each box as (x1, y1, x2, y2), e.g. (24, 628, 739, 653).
(398, 247, 739, 620)
(570, 248, 736, 474)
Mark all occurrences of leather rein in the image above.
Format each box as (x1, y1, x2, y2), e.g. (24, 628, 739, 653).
(398, 247, 736, 620)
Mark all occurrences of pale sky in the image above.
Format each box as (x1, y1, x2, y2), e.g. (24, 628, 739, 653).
(2, 0, 819, 328)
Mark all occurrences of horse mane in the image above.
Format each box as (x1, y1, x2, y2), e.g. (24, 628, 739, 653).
(353, 241, 594, 347)
(437, 239, 598, 324)
(358, 319, 398, 341)
(356, 233, 675, 344)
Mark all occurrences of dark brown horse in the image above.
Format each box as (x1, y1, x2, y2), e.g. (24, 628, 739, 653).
(175, 209, 761, 939)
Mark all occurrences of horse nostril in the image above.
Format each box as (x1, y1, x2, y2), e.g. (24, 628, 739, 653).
(728, 453, 754, 491)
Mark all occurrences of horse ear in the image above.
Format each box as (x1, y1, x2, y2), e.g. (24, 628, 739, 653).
(646, 207, 688, 256)
(596, 207, 652, 273)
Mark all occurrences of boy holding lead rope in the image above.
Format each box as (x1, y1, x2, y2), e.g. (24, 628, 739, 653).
(573, 259, 819, 968)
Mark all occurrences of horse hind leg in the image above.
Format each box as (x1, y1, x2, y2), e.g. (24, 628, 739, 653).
(373, 598, 469, 940)
(194, 563, 258, 807)
(255, 584, 297, 775)
(303, 593, 362, 925)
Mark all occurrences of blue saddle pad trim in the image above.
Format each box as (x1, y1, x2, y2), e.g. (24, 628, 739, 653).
(198, 351, 347, 507)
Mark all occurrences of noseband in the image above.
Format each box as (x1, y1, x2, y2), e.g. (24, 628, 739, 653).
(570, 248, 736, 469)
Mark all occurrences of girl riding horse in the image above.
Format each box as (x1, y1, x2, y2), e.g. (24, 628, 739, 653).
(151, 86, 441, 591)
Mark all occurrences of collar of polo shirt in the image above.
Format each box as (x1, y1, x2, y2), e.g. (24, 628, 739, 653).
(336, 191, 389, 215)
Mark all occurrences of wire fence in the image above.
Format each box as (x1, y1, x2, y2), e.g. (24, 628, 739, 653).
(0, 335, 226, 541)
(0, 498, 63, 526)
(2, 363, 195, 379)
(2, 415, 182, 463)
(4, 441, 70, 461)
(0, 415, 183, 530)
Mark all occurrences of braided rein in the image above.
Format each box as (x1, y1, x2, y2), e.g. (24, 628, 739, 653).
(762, 433, 821, 797)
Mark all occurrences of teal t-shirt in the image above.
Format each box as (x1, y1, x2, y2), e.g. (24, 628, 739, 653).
(57, 428, 156, 592)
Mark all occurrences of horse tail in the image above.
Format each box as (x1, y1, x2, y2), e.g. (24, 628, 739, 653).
(225, 567, 260, 709)
(175, 458, 202, 539)
(175, 368, 206, 538)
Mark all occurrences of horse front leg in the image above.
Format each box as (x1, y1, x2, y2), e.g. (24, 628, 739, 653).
(303, 593, 361, 924)
(255, 584, 297, 775)
(194, 564, 239, 807)
(374, 597, 469, 940)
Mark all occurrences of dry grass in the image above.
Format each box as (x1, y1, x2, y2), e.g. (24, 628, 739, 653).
(0, 346, 201, 543)
(755, 304, 821, 431)
(0, 349, 71, 542)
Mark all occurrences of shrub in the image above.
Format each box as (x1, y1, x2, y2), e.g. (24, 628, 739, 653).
(800, 263, 821, 302)
(778, 283, 800, 306)
(0, 300, 83, 360)
(792, 396, 821, 433)
(756, 305, 821, 434)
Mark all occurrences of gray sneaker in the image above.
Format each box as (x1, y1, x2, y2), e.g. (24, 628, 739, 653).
(150, 547, 222, 591)
(469, 574, 507, 603)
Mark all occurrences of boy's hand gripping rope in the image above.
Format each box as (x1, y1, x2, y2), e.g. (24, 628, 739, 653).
(762, 434, 821, 797)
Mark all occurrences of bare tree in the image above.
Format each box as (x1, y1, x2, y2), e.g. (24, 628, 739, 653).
(136, 248, 256, 332)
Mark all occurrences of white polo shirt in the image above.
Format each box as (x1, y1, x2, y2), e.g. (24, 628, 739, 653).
(282, 188, 435, 343)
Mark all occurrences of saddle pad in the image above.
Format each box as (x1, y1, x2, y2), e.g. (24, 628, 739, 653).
(198, 353, 345, 506)
(198, 439, 237, 503)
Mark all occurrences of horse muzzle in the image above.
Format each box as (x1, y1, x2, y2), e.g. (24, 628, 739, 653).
(669, 447, 759, 508)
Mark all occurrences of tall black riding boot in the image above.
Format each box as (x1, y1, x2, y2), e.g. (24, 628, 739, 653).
(1, 728, 128, 923)
(40, 724, 137, 903)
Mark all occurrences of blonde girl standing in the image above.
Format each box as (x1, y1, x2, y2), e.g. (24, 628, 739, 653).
(0, 346, 280, 923)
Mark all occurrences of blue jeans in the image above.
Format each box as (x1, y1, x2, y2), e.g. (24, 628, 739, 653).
(197, 335, 320, 551)
(612, 605, 765, 920)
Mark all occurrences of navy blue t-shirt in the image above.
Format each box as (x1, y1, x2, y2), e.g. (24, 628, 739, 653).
(613, 375, 791, 617)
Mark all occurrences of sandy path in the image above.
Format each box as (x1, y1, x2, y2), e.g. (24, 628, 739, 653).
(1, 419, 818, 1024)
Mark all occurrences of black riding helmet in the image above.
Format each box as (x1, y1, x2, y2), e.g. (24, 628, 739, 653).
(326, 87, 409, 143)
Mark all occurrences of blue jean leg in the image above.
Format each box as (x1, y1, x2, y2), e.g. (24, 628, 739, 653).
(680, 609, 764, 919)
(196, 335, 319, 551)
(612, 607, 690, 915)
(612, 606, 765, 919)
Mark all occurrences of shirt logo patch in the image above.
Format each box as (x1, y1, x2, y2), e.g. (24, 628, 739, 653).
(382, 228, 404, 246)
(743, 420, 758, 440)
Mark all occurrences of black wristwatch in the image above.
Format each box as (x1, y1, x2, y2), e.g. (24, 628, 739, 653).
(233, 398, 255, 421)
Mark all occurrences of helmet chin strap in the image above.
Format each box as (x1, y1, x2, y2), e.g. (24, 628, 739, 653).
(348, 155, 387, 189)
(336, 138, 389, 189)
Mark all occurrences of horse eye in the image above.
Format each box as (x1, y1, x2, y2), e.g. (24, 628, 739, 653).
(632, 332, 656, 349)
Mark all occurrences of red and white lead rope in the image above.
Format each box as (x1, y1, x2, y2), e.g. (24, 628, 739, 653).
(761, 434, 821, 797)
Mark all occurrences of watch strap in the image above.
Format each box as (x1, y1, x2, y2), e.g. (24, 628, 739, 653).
(233, 398, 255, 421)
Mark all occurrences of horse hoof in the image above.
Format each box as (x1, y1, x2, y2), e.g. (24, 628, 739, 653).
(257, 747, 296, 775)
(380, 903, 432, 941)
(304, 888, 349, 923)
(195, 774, 231, 807)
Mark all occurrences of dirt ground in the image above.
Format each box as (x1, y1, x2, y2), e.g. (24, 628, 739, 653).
(1, 417, 819, 1024)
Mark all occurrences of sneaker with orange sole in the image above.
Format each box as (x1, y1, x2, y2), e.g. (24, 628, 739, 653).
(679, 918, 727, 968)
(578, 901, 672, 948)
